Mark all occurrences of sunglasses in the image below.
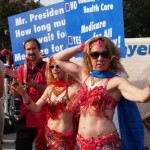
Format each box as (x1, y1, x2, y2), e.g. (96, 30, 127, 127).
(90, 51, 110, 59)
(50, 65, 60, 69)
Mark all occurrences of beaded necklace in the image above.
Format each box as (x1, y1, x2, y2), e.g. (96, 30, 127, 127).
(89, 76, 103, 89)
(51, 79, 68, 96)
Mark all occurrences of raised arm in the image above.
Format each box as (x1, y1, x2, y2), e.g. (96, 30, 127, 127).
(116, 77, 150, 103)
(53, 44, 84, 80)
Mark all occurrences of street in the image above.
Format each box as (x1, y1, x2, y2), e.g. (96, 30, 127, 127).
(3, 132, 15, 150)
(2, 132, 35, 150)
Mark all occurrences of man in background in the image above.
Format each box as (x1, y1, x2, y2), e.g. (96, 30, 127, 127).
(7, 38, 47, 150)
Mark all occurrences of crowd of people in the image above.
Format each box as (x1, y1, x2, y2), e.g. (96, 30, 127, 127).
(0, 48, 14, 150)
(0, 36, 150, 150)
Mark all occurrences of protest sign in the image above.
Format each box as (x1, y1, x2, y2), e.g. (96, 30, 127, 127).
(8, 2, 67, 65)
(8, 0, 125, 65)
(65, 0, 125, 57)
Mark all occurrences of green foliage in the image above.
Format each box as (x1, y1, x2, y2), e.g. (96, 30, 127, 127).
(123, 0, 150, 38)
(0, 0, 43, 50)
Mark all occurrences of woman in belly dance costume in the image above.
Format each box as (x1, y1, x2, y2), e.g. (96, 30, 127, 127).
(12, 57, 80, 150)
(53, 36, 150, 150)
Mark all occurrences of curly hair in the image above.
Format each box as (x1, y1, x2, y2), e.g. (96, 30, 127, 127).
(82, 36, 127, 75)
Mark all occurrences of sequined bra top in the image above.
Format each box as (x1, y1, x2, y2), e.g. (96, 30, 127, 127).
(47, 85, 70, 120)
(68, 77, 117, 118)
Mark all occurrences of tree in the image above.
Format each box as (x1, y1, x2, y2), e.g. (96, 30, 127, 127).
(0, 0, 43, 50)
(123, 0, 150, 38)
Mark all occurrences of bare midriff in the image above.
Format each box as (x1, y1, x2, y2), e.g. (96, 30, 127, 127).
(78, 107, 116, 139)
(47, 112, 74, 133)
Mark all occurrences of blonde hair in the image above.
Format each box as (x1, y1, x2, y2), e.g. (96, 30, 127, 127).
(45, 57, 55, 85)
(45, 57, 78, 85)
(82, 36, 127, 75)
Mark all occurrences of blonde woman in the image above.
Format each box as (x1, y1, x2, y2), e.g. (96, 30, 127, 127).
(12, 57, 80, 150)
(53, 36, 149, 150)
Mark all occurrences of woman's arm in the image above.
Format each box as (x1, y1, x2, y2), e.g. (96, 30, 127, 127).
(21, 92, 47, 113)
(116, 77, 150, 103)
(53, 45, 83, 79)
(12, 83, 49, 113)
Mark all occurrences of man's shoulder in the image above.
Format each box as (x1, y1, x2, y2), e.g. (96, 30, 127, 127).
(18, 64, 24, 68)
(37, 60, 47, 70)
(17, 64, 24, 73)
(40, 60, 47, 65)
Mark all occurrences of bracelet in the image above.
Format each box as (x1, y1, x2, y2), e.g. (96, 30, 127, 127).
(24, 97, 32, 106)
(80, 43, 85, 51)
(24, 101, 32, 106)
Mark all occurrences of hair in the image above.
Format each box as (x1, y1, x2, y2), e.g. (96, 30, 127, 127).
(82, 36, 127, 75)
(45, 57, 76, 85)
(45, 57, 55, 85)
(23, 37, 41, 50)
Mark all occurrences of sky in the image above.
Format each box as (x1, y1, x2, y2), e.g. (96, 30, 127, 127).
(34, 0, 63, 6)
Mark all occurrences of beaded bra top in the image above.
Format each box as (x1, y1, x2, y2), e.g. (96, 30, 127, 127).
(68, 77, 117, 118)
(46, 79, 76, 120)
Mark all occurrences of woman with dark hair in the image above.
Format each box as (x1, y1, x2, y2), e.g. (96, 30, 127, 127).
(53, 35, 150, 150)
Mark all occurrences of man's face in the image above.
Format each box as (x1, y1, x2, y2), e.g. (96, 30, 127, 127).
(24, 41, 40, 61)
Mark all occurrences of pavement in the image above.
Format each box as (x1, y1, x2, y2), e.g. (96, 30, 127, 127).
(2, 132, 16, 150)
(2, 132, 35, 150)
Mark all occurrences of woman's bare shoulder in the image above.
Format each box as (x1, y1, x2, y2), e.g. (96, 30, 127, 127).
(108, 76, 128, 88)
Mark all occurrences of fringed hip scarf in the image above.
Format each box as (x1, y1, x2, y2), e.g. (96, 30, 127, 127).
(76, 132, 122, 150)
(45, 125, 76, 150)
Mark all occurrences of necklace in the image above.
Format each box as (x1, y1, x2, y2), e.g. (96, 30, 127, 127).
(53, 86, 66, 97)
(90, 76, 103, 88)
(51, 79, 68, 97)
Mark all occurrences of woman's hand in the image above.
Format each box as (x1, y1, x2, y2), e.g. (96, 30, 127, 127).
(11, 81, 26, 96)
(5, 67, 17, 79)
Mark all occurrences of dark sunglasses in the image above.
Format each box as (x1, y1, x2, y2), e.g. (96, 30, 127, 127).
(50, 65, 60, 69)
(90, 51, 110, 59)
